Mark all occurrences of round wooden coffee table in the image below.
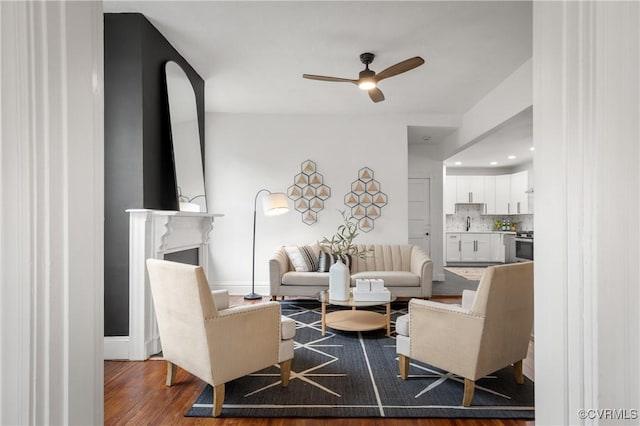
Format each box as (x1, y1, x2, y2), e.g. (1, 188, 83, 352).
(317, 290, 396, 336)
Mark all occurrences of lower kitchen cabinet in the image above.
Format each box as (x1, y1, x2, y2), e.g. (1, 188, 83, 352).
(460, 233, 491, 262)
(446, 232, 507, 264)
(490, 233, 506, 263)
(446, 233, 462, 262)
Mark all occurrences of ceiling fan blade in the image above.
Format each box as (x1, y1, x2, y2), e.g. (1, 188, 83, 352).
(303, 74, 357, 84)
(368, 87, 385, 103)
(375, 56, 425, 82)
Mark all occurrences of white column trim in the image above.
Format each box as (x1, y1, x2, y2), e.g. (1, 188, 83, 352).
(534, 1, 640, 424)
(0, 2, 104, 425)
(0, 4, 33, 425)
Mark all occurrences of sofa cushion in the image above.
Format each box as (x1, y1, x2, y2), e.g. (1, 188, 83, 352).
(282, 271, 330, 286)
(350, 271, 419, 287)
(351, 244, 413, 273)
(284, 244, 319, 272)
(316, 250, 333, 272)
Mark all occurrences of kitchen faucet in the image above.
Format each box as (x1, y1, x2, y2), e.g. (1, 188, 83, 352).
(466, 216, 471, 232)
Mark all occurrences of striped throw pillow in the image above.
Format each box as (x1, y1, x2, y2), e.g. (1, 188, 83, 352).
(317, 251, 334, 272)
(317, 251, 352, 272)
(284, 245, 319, 272)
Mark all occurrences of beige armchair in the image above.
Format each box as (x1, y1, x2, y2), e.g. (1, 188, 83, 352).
(396, 261, 533, 406)
(146, 259, 296, 417)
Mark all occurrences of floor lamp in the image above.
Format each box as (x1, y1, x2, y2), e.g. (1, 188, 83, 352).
(245, 189, 289, 300)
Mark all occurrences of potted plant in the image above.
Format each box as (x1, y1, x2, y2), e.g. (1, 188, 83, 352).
(320, 211, 370, 300)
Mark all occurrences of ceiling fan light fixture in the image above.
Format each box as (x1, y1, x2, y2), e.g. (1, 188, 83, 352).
(358, 79, 376, 90)
(302, 52, 424, 103)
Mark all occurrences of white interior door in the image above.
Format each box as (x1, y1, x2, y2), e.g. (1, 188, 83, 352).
(408, 178, 431, 255)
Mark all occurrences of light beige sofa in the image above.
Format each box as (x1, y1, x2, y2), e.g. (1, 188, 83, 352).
(269, 244, 433, 299)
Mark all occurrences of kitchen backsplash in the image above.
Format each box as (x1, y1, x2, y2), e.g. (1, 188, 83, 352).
(446, 204, 533, 232)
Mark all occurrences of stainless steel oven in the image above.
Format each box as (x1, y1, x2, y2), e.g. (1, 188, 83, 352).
(515, 233, 534, 262)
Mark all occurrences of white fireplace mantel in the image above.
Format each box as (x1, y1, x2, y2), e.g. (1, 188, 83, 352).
(127, 209, 223, 360)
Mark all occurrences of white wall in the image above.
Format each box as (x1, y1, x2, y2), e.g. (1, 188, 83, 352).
(206, 113, 411, 294)
(0, 2, 104, 424)
(534, 1, 640, 424)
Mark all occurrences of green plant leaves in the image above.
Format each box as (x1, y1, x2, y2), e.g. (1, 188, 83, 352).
(319, 210, 371, 259)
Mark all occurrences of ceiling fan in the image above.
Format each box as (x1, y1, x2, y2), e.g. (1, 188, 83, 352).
(303, 52, 425, 103)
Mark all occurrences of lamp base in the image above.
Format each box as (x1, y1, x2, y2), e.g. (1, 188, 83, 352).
(244, 292, 263, 300)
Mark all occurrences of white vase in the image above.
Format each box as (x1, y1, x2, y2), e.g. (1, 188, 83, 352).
(329, 258, 350, 301)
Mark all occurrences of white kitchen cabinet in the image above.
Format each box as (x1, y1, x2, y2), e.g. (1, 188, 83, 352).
(476, 235, 492, 261)
(510, 171, 529, 214)
(460, 233, 492, 262)
(494, 174, 511, 214)
(460, 234, 476, 261)
(484, 176, 496, 214)
(490, 233, 506, 262)
(446, 171, 532, 215)
(455, 176, 484, 203)
(447, 232, 506, 264)
(469, 176, 485, 203)
(446, 233, 462, 261)
(455, 176, 469, 203)
(445, 176, 457, 214)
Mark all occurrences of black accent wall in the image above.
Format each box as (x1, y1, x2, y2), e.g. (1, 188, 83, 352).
(104, 13, 205, 336)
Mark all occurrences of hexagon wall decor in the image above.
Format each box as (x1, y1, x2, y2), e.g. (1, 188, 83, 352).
(287, 160, 331, 225)
(344, 167, 388, 232)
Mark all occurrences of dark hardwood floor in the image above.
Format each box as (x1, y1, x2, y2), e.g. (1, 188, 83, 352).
(104, 295, 534, 425)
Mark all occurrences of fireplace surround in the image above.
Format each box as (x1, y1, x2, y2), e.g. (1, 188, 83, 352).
(127, 209, 223, 360)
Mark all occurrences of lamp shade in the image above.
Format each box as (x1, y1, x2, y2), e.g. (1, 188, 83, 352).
(262, 192, 289, 216)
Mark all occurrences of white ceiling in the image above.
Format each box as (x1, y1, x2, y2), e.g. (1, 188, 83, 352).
(104, 1, 533, 166)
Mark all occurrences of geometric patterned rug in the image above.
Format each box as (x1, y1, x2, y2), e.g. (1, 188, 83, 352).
(186, 300, 534, 419)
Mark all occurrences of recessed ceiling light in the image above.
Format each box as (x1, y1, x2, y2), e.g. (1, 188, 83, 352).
(508, 155, 516, 160)
(490, 161, 498, 166)
(529, 147, 535, 151)
(455, 161, 462, 165)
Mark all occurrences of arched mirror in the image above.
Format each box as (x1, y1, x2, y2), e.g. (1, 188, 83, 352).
(165, 61, 207, 212)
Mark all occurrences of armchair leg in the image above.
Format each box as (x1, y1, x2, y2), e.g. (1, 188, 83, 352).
(280, 359, 292, 387)
(165, 361, 176, 386)
(513, 360, 524, 384)
(212, 384, 225, 417)
(463, 379, 475, 407)
(399, 354, 410, 380)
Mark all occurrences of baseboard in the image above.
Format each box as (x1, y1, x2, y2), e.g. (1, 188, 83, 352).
(104, 336, 129, 360)
(213, 281, 270, 296)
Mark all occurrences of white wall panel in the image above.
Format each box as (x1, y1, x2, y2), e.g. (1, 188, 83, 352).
(0, 2, 104, 424)
(534, 1, 640, 424)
